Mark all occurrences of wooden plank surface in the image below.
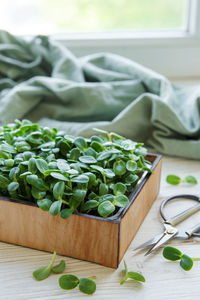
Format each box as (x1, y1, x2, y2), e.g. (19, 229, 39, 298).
(1, 156, 200, 300)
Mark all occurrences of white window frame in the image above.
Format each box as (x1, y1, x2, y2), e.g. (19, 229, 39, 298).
(53, 0, 200, 79)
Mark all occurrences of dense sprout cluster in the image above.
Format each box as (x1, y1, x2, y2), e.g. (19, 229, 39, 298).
(0, 120, 151, 218)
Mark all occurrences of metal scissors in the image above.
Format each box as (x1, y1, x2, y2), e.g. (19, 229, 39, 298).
(135, 194, 200, 255)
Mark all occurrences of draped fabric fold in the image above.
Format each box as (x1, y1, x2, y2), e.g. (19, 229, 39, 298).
(0, 30, 200, 159)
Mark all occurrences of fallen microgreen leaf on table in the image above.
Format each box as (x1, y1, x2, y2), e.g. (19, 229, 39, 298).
(166, 175, 197, 186)
(32, 251, 66, 281)
(120, 260, 145, 285)
(59, 274, 96, 295)
(163, 246, 200, 271)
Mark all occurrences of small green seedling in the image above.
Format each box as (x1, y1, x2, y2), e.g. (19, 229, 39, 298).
(120, 260, 145, 285)
(59, 274, 96, 295)
(163, 246, 200, 271)
(166, 175, 197, 186)
(32, 251, 66, 281)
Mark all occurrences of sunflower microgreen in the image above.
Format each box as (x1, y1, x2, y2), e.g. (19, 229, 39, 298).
(166, 175, 197, 185)
(32, 251, 66, 281)
(59, 274, 96, 295)
(0, 119, 151, 219)
(120, 260, 145, 285)
(163, 246, 200, 271)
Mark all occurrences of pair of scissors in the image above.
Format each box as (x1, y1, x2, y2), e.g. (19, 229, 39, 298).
(135, 194, 200, 255)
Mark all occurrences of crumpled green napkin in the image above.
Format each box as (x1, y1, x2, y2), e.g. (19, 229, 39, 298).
(0, 30, 200, 159)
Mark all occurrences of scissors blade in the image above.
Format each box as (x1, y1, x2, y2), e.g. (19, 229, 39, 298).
(134, 233, 164, 251)
(144, 224, 178, 256)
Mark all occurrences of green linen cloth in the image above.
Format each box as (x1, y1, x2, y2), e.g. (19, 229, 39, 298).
(0, 30, 200, 159)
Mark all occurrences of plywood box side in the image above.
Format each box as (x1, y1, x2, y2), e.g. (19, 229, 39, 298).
(0, 200, 119, 268)
(118, 159, 162, 263)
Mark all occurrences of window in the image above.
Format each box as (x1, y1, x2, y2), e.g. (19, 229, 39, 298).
(0, 0, 199, 78)
(0, 0, 188, 35)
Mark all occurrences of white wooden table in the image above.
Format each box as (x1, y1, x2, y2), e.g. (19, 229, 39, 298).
(1, 156, 200, 300)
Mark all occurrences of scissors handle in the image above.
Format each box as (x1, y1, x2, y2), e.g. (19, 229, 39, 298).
(186, 223, 200, 238)
(160, 195, 200, 226)
(166, 202, 200, 226)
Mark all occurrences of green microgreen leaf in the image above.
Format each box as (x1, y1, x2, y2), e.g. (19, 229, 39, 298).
(104, 168, 115, 178)
(32, 251, 56, 281)
(60, 208, 74, 219)
(79, 155, 97, 164)
(28, 158, 37, 173)
(113, 160, 126, 176)
(69, 148, 80, 160)
(166, 175, 181, 185)
(163, 246, 183, 261)
(59, 274, 79, 290)
(126, 160, 137, 172)
(5, 159, 14, 167)
(99, 194, 114, 203)
(184, 175, 198, 185)
(126, 272, 146, 283)
(125, 174, 139, 184)
(35, 159, 48, 174)
(99, 183, 108, 196)
(74, 137, 87, 150)
(7, 182, 19, 192)
(31, 187, 46, 200)
(91, 141, 105, 152)
(114, 194, 129, 207)
(98, 200, 115, 218)
(0, 174, 10, 188)
(71, 174, 89, 184)
(26, 175, 46, 191)
(32, 266, 52, 281)
(57, 159, 70, 172)
(120, 261, 145, 284)
(37, 198, 52, 211)
(52, 260, 66, 274)
(113, 182, 127, 196)
(53, 181, 65, 200)
(49, 200, 62, 216)
(50, 172, 68, 182)
(180, 254, 193, 271)
(97, 151, 112, 161)
(79, 278, 96, 295)
(82, 200, 99, 212)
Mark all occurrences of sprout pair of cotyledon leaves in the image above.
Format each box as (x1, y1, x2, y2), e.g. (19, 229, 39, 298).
(120, 260, 145, 284)
(0, 120, 152, 219)
(163, 246, 200, 271)
(33, 252, 96, 295)
(166, 175, 197, 186)
(59, 274, 96, 295)
(33, 251, 66, 281)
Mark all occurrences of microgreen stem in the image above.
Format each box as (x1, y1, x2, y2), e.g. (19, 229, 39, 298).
(101, 172, 106, 184)
(120, 274, 128, 285)
(88, 276, 96, 280)
(191, 257, 200, 261)
(62, 199, 69, 205)
(48, 251, 57, 269)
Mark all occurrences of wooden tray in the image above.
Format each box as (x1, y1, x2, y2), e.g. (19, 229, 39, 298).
(0, 154, 162, 268)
